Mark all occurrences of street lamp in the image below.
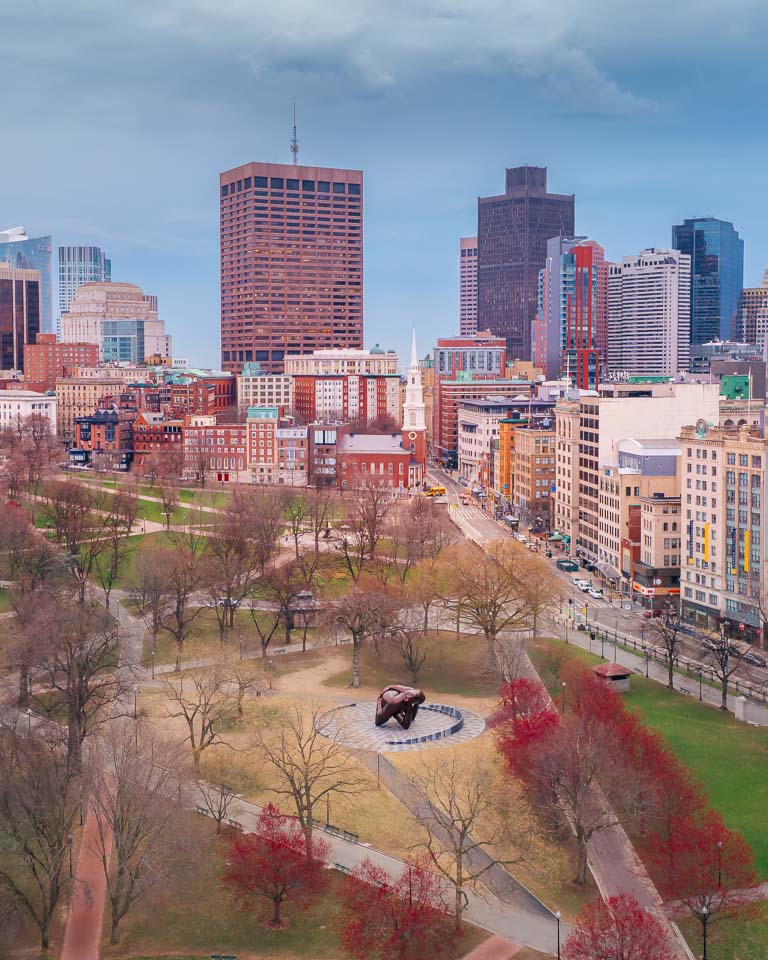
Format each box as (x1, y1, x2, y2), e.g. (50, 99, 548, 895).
(555, 910, 561, 959)
(151, 650, 155, 680)
(68, 834, 73, 880)
(717, 840, 723, 888)
(561, 681, 567, 713)
(701, 905, 709, 959)
(643, 644, 650, 678)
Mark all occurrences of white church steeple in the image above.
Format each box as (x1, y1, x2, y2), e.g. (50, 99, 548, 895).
(403, 326, 426, 432)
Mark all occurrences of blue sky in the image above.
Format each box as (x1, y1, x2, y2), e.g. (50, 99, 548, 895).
(3, 0, 768, 367)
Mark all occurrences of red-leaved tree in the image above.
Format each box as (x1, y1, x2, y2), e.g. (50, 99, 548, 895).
(563, 891, 676, 960)
(338, 856, 458, 960)
(223, 803, 329, 927)
(492, 676, 560, 783)
(649, 810, 758, 949)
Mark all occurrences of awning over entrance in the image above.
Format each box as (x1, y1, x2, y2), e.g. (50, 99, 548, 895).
(596, 561, 620, 581)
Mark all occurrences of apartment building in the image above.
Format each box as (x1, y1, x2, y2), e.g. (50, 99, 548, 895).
(554, 381, 719, 564)
(512, 427, 556, 529)
(458, 398, 520, 483)
(0, 390, 56, 432)
(680, 422, 767, 642)
(636, 494, 683, 605)
(55, 377, 125, 443)
(237, 363, 294, 412)
(183, 415, 248, 484)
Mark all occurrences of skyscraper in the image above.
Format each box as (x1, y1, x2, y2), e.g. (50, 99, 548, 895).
(459, 237, 478, 336)
(734, 268, 768, 357)
(0, 227, 53, 334)
(532, 236, 608, 387)
(220, 162, 363, 375)
(477, 166, 574, 361)
(58, 245, 112, 316)
(671, 217, 743, 344)
(0, 260, 40, 371)
(607, 249, 691, 376)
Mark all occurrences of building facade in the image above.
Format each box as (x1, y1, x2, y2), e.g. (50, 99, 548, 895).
(458, 398, 519, 483)
(23, 333, 99, 390)
(672, 217, 743, 345)
(220, 162, 363, 375)
(459, 237, 478, 336)
(237, 364, 294, 412)
(58, 245, 111, 317)
(0, 390, 56, 432)
(0, 228, 53, 333)
(60, 282, 170, 363)
(183, 416, 248, 484)
(477, 166, 574, 361)
(0, 260, 41, 372)
(607, 249, 691, 376)
(55, 377, 125, 442)
(734, 270, 768, 356)
(679, 422, 766, 643)
(512, 427, 556, 529)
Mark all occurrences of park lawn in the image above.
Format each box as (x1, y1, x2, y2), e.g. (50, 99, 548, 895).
(624, 677, 768, 879)
(102, 823, 485, 959)
(141, 608, 320, 666)
(323, 630, 499, 699)
(92, 531, 175, 591)
(0, 588, 11, 614)
(676, 901, 768, 959)
(532, 638, 768, 878)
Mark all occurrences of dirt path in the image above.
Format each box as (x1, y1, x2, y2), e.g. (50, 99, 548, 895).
(60, 806, 112, 960)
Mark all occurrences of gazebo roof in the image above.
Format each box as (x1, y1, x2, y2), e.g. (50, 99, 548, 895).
(592, 662, 631, 679)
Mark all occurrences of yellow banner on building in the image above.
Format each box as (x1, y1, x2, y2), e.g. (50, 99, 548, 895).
(744, 529, 750, 574)
(703, 523, 709, 563)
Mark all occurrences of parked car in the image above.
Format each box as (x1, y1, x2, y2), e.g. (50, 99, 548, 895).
(743, 651, 767, 668)
(643, 608, 663, 619)
(577, 581, 592, 593)
(588, 587, 603, 599)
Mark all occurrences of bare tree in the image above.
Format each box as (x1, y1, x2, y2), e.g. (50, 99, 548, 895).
(239, 488, 286, 575)
(130, 543, 174, 657)
(198, 748, 257, 835)
(1, 414, 61, 498)
(386, 498, 458, 582)
(329, 580, 401, 688)
(284, 493, 309, 560)
(408, 556, 451, 632)
(650, 602, 686, 689)
(34, 599, 130, 768)
(410, 751, 520, 927)
(159, 529, 208, 672)
(702, 626, 745, 711)
(220, 648, 268, 719)
(516, 552, 560, 644)
(306, 487, 337, 552)
(250, 701, 367, 860)
(204, 505, 261, 645)
(88, 721, 192, 944)
(161, 660, 236, 774)
(392, 625, 430, 685)
(0, 728, 78, 950)
(337, 484, 391, 582)
(445, 540, 531, 668)
(157, 477, 179, 531)
(95, 488, 139, 609)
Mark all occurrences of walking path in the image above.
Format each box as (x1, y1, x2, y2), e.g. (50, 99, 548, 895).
(552, 615, 768, 726)
(462, 937, 525, 959)
(60, 807, 112, 960)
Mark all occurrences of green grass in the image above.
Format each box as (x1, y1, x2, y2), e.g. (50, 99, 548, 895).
(323, 630, 499, 698)
(624, 677, 768, 879)
(0, 588, 11, 614)
(533, 638, 768, 879)
(102, 828, 484, 959)
(677, 902, 768, 959)
(92, 531, 175, 592)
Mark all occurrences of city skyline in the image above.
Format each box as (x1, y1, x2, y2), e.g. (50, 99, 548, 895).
(3, 1, 768, 366)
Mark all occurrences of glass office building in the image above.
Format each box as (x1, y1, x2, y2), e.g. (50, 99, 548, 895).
(672, 217, 744, 345)
(102, 319, 145, 364)
(0, 229, 53, 334)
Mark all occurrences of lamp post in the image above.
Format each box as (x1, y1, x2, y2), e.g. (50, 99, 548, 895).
(601, 633, 606, 659)
(561, 682, 567, 713)
(68, 834, 73, 880)
(701, 905, 709, 959)
(614, 616, 619, 661)
(698, 666, 703, 701)
(717, 840, 723, 888)
(643, 644, 650, 678)
(555, 910, 561, 959)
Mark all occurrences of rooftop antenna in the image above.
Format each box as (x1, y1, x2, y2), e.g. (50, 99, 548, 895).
(290, 102, 299, 165)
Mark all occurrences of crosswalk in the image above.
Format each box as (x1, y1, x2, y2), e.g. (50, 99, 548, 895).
(451, 504, 487, 521)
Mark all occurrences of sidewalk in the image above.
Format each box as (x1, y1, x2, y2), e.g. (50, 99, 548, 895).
(60, 807, 112, 960)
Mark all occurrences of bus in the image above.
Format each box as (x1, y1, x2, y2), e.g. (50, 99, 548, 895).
(424, 485, 446, 497)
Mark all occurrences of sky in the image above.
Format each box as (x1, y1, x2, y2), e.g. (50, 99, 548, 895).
(3, 0, 768, 368)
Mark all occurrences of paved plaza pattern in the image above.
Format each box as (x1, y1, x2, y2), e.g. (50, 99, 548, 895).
(317, 700, 486, 752)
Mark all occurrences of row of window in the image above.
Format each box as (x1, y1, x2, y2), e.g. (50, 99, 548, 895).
(223, 178, 361, 195)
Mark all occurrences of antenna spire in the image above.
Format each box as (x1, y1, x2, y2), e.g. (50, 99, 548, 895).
(291, 102, 299, 165)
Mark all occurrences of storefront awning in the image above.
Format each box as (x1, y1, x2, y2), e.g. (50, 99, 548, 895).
(596, 561, 620, 581)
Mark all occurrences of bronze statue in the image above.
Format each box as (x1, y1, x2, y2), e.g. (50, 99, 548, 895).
(375, 685, 426, 729)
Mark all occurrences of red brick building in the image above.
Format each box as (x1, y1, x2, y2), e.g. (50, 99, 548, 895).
(71, 404, 135, 469)
(183, 416, 247, 484)
(132, 412, 184, 463)
(24, 333, 99, 390)
(220, 162, 363, 374)
(338, 434, 423, 490)
(292, 373, 399, 424)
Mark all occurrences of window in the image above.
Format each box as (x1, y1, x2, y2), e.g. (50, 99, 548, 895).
(270, 177, 284, 188)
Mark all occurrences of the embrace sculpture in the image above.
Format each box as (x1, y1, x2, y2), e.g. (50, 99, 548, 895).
(374, 684, 426, 729)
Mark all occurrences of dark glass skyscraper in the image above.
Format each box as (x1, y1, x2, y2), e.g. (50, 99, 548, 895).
(671, 217, 744, 345)
(477, 166, 574, 361)
(0, 229, 52, 334)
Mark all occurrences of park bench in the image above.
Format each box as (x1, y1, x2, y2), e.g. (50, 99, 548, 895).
(678, 686, 692, 696)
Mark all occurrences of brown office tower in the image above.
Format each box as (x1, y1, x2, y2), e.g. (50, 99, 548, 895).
(478, 165, 574, 362)
(220, 162, 363, 374)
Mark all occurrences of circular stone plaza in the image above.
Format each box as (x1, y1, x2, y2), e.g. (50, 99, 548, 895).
(316, 701, 485, 753)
